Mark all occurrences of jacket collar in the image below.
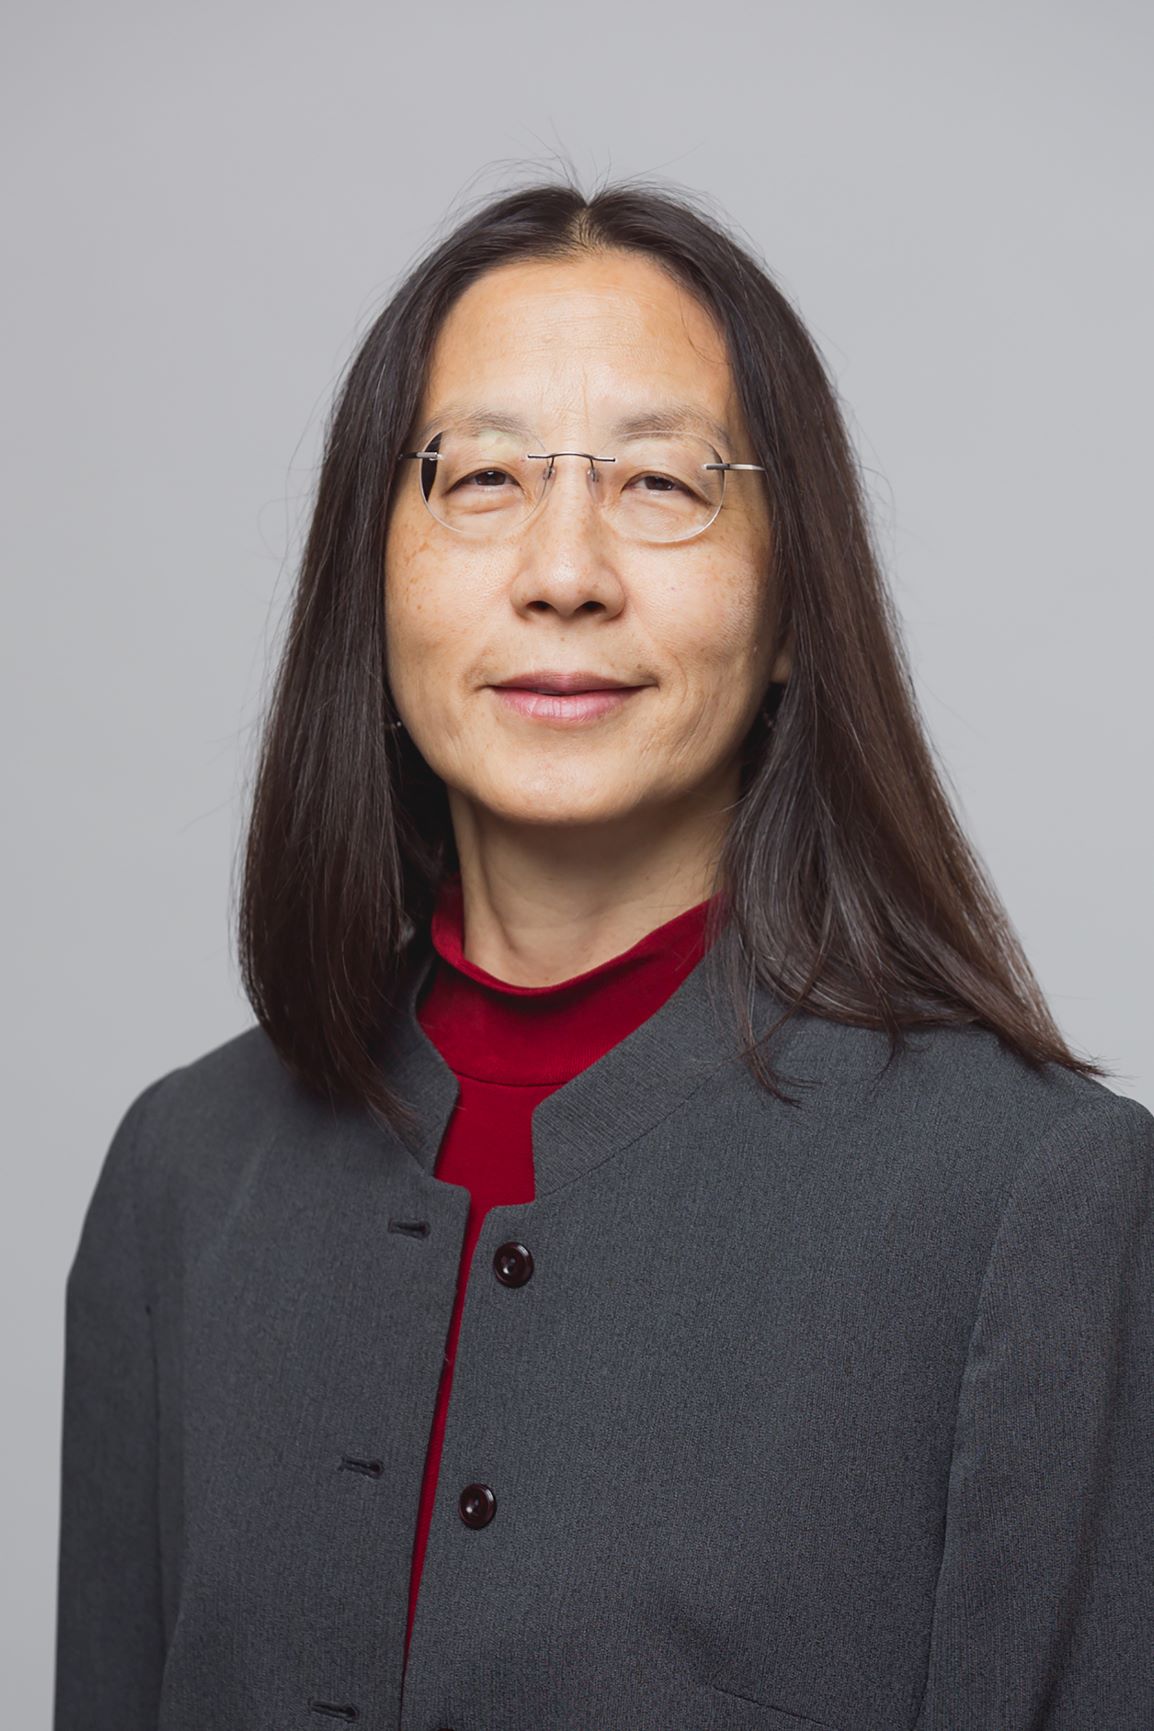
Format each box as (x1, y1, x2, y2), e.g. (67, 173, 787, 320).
(373, 916, 807, 1198)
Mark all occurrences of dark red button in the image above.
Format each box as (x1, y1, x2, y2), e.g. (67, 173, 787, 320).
(493, 1240, 534, 1287)
(458, 1482, 496, 1528)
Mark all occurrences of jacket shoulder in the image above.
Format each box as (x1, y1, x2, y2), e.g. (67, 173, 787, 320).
(135, 1020, 295, 1132)
(896, 1016, 1146, 1135)
(114, 1023, 312, 1238)
(787, 1007, 1153, 1188)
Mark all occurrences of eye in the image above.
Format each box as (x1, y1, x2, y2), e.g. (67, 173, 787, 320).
(455, 467, 516, 490)
(629, 470, 709, 502)
(634, 472, 686, 493)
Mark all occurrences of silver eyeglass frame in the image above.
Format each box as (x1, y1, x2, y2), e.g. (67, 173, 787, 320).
(396, 436, 768, 544)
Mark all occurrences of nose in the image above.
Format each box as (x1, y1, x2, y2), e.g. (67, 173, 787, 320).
(509, 452, 625, 615)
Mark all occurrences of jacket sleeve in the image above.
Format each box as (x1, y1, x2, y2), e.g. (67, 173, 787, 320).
(54, 1075, 172, 1730)
(915, 1090, 1154, 1730)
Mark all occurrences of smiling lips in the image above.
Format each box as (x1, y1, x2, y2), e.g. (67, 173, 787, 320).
(493, 670, 644, 694)
(490, 676, 647, 725)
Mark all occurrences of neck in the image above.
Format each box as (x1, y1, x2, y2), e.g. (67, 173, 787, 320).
(443, 794, 733, 987)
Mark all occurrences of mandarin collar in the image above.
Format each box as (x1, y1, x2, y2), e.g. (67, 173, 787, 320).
(370, 902, 819, 1200)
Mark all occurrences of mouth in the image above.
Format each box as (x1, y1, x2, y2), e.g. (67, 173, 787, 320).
(492, 671, 645, 694)
(488, 684, 648, 726)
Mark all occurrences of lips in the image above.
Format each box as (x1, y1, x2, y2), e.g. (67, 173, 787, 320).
(491, 684, 646, 725)
(493, 671, 643, 694)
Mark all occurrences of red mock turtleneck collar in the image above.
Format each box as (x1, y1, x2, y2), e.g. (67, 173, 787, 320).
(416, 872, 726, 1087)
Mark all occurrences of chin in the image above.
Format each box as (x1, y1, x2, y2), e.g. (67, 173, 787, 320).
(474, 775, 636, 829)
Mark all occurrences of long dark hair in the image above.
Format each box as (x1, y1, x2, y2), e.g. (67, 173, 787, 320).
(236, 169, 1109, 1141)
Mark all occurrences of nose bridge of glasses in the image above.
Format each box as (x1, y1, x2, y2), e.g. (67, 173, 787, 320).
(523, 450, 618, 521)
(526, 449, 616, 480)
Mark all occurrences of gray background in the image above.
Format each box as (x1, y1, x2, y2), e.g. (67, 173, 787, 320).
(3, 0, 1150, 1715)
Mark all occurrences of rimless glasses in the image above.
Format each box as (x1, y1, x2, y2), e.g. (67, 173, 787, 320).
(397, 415, 767, 546)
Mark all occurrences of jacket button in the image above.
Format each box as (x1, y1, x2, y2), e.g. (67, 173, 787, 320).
(458, 1482, 496, 1528)
(493, 1240, 534, 1286)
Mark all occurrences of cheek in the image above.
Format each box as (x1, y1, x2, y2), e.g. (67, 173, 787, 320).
(653, 559, 769, 690)
(385, 508, 435, 621)
(384, 523, 485, 694)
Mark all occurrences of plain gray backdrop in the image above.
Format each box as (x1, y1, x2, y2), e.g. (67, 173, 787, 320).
(4, 0, 1151, 1718)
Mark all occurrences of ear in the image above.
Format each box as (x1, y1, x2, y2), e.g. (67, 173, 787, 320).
(769, 629, 793, 684)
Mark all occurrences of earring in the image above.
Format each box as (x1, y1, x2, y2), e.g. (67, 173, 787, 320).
(386, 718, 404, 731)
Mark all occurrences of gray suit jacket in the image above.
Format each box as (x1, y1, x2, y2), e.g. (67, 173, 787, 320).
(54, 922, 1154, 1730)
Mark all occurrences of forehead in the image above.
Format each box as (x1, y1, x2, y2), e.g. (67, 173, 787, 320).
(416, 251, 739, 447)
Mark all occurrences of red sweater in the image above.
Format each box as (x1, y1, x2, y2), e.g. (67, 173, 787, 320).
(404, 874, 722, 1659)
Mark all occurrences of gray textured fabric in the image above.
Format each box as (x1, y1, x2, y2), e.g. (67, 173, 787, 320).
(54, 922, 1154, 1730)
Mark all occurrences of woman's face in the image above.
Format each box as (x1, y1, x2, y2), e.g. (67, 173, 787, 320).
(384, 249, 790, 842)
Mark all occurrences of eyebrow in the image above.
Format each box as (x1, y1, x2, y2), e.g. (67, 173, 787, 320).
(411, 401, 735, 455)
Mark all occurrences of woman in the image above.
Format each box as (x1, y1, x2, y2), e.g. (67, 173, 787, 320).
(55, 178, 1153, 1731)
